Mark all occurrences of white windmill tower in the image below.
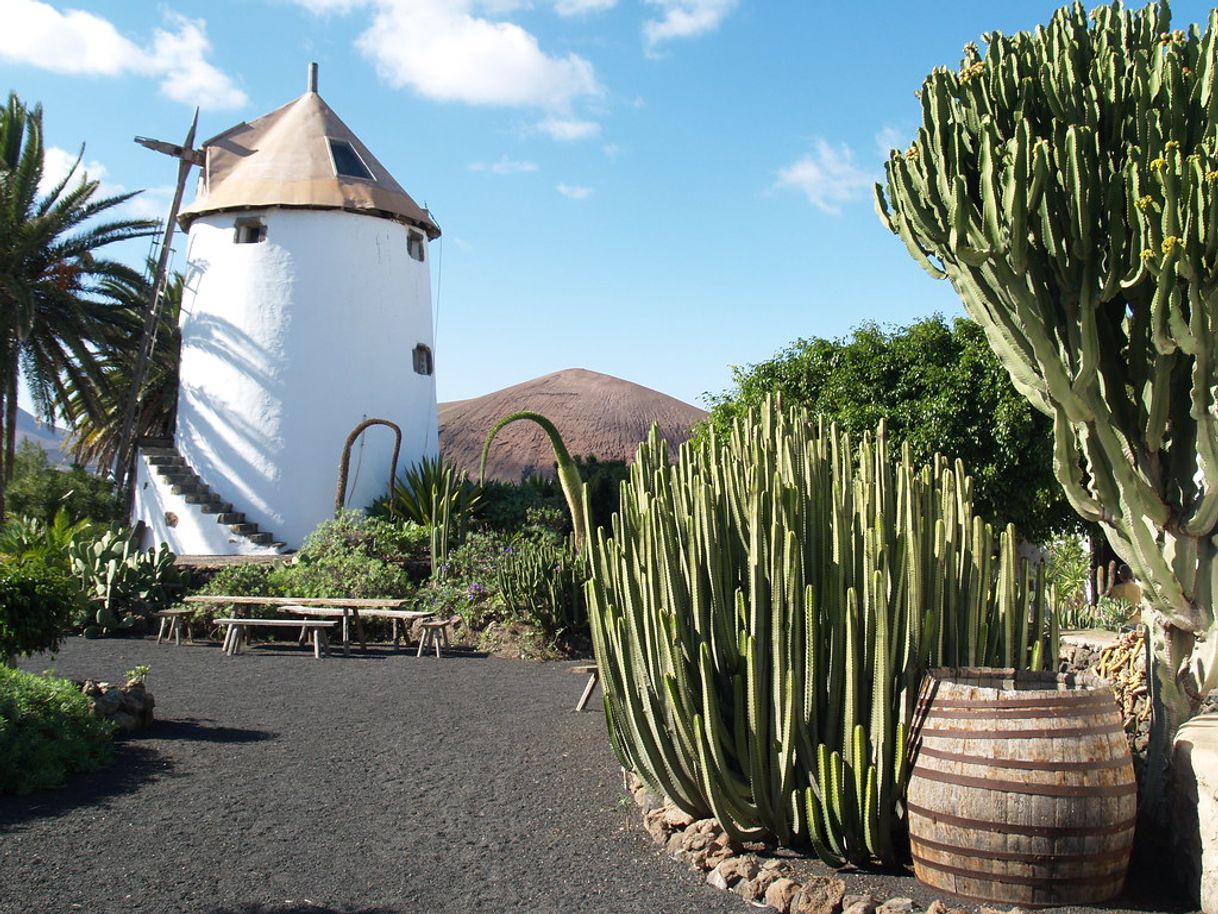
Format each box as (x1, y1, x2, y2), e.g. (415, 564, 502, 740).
(132, 65, 441, 554)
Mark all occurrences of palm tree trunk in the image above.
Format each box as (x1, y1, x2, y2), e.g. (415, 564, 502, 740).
(4, 369, 15, 483)
(0, 372, 6, 524)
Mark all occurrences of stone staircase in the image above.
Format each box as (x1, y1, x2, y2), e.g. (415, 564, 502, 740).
(142, 444, 287, 551)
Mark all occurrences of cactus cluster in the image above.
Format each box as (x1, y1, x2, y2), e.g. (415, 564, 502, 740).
(585, 400, 1054, 864)
(496, 537, 588, 634)
(874, 1, 1218, 771)
(69, 531, 180, 637)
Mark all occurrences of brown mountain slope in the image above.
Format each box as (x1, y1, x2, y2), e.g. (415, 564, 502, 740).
(438, 368, 707, 482)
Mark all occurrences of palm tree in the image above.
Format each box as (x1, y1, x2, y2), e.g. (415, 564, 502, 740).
(62, 267, 183, 469)
(0, 92, 156, 519)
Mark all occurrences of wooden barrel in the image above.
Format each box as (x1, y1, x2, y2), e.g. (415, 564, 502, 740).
(907, 667, 1136, 908)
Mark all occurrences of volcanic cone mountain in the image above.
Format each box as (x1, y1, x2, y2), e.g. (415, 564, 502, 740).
(438, 368, 707, 482)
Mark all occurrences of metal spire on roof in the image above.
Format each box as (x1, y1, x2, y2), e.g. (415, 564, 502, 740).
(308, 62, 318, 94)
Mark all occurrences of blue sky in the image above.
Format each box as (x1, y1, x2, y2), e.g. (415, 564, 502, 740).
(3, 0, 1215, 410)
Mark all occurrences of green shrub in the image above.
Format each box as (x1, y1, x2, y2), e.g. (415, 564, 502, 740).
(0, 560, 82, 663)
(298, 511, 428, 563)
(0, 666, 115, 794)
(5, 439, 120, 525)
(0, 509, 98, 572)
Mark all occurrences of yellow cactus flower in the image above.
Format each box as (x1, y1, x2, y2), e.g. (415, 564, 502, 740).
(1162, 236, 1182, 255)
(1136, 195, 1154, 211)
(1150, 158, 1168, 171)
(1141, 249, 1156, 262)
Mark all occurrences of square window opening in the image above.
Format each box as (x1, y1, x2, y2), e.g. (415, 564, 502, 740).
(407, 232, 426, 262)
(234, 218, 267, 244)
(413, 344, 434, 376)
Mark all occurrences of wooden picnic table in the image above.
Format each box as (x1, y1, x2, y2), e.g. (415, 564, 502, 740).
(183, 595, 430, 656)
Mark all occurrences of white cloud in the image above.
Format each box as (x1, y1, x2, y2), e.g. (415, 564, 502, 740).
(292, 0, 368, 12)
(774, 139, 875, 216)
(38, 146, 106, 197)
(557, 183, 593, 200)
(554, 0, 617, 15)
(354, 0, 601, 108)
(468, 156, 539, 174)
(536, 116, 600, 141)
(0, 2, 246, 110)
(643, 0, 736, 51)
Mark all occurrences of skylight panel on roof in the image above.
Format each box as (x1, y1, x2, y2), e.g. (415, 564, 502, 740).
(328, 138, 374, 181)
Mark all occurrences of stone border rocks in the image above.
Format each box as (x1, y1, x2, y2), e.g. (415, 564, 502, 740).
(79, 677, 156, 733)
(625, 771, 1029, 914)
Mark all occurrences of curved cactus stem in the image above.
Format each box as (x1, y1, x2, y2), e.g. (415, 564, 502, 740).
(479, 411, 587, 552)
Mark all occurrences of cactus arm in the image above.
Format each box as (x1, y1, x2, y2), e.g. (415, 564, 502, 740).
(479, 411, 587, 552)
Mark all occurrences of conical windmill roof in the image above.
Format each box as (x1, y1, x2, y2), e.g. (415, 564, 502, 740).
(179, 90, 439, 237)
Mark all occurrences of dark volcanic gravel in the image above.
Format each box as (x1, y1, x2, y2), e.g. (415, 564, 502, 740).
(0, 637, 1194, 914)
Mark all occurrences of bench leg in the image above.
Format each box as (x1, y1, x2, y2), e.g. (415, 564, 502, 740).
(313, 628, 323, 660)
(342, 610, 350, 657)
(433, 627, 442, 659)
(392, 619, 401, 649)
(157, 617, 169, 644)
(222, 625, 235, 655)
(416, 630, 428, 658)
(576, 670, 600, 711)
(353, 609, 367, 654)
(172, 617, 181, 646)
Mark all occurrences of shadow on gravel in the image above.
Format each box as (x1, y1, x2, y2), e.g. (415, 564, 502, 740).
(0, 741, 172, 831)
(208, 905, 397, 914)
(136, 718, 276, 744)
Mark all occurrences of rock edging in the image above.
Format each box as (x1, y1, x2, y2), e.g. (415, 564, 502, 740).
(625, 771, 1023, 914)
(79, 678, 155, 733)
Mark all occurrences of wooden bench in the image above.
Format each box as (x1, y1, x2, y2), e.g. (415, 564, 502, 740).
(185, 595, 423, 655)
(216, 618, 337, 659)
(279, 605, 434, 652)
(570, 663, 599, 711)
(154, 607, 196, 645)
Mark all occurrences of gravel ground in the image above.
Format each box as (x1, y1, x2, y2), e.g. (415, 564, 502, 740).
(0, 637, 1195, 914)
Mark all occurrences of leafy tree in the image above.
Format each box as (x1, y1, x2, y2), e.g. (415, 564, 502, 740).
(875, 2, 1218, 812)
(4, 440, 118, 525)
(0, 92, 155, 520)
(701, 316, 1076, 542)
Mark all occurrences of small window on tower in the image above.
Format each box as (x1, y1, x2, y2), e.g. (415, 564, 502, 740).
(234, 218, 267, 244)
(413, 344, 434, 376)
(328, 138, 374, 181)
(407, 231, 425, 262)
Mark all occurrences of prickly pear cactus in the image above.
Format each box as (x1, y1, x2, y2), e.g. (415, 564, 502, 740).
(874, 1, 1218, 789)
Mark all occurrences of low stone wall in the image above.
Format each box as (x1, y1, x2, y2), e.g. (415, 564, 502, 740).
(79, 678, 155, 733)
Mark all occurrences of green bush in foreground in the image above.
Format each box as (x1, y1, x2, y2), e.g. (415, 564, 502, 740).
(0, 559, 82, 663)
(0, 666, 114, 794)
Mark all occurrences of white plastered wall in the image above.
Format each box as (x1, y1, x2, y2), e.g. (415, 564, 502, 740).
(158, 207, 438, 552)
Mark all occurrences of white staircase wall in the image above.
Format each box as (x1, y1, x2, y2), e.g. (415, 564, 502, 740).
(132, 455, 280, 556)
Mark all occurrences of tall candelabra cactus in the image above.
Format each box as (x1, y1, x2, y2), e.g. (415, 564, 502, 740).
(586, 400, 1054, 864)
(873, 1, 1218, 800)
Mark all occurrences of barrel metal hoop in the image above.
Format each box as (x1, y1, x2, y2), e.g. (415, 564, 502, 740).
(913, 744, 1133, 772)
(916, 722, 1126, 740)
(912, 851, 1128, 887)
(910, 765, 1137, 798)
(911, 834, 1134, 866)
(906, 801, 1137, 838)
(917, 693, 1114, 710)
